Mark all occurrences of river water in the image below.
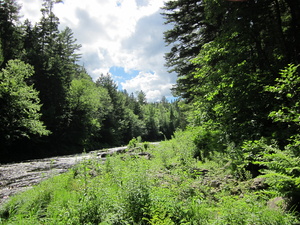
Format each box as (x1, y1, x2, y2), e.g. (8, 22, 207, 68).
(0, 146, 127, 206)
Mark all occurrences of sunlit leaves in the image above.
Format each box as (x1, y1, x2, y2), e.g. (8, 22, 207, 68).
(68, 78, 102, 113)
(265, 64, 300, 127)
(67, 77, 110, 146)
(0, 60, 50, 144)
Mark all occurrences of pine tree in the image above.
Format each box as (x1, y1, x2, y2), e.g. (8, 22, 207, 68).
(163, 0, 300, 144)
(0, 0, 22, 68)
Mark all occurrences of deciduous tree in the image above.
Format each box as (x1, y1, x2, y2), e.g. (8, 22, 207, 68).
(0, 60, 50, 152)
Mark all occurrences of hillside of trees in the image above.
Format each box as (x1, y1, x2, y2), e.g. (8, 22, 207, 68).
(0, 0, 185, 163)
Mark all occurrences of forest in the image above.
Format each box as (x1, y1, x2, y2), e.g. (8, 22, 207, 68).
(0, 0, 185, 163)
(1, 0, 300, 223)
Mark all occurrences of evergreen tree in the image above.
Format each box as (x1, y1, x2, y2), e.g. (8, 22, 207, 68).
(0, 0, 22, 68)
(137, 90, 147, 105)
(162, 0, 212, 100)
(95, 74, 125, 145)
(142, 104, 160, 141)
(163, 0, 300, 144)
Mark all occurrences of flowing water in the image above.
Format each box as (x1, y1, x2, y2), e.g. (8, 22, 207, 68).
(0, 146, 127, 205)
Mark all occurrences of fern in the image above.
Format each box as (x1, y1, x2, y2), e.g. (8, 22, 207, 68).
(252, 141, 300, 202)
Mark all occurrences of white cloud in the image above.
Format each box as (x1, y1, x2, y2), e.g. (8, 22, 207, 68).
(121, 71, 174, 102)
(17, 0, 43, 23)
(16, 0, 177, 102)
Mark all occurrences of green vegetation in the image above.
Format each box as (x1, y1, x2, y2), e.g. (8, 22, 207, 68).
(2, 0, 300, 222)
(163, 0, 300, 145)
(1, 132, 299, 224)
(0, 60, 50, 145)
(0, 0, 184, 162)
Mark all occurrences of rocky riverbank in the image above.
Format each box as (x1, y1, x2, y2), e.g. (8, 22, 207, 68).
(0, 146, 127, 205)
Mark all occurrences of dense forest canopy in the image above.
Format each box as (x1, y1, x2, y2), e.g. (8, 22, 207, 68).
(162, 0, 300, 145)
(0, 0, 185, 163)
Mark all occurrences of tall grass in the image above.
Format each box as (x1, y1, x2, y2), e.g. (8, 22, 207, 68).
(0, 129, 298, 224)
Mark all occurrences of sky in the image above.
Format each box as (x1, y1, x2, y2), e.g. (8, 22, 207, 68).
(16, 0, 177, 102)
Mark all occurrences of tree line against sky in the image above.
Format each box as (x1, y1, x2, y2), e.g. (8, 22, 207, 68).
(0, 0, 185, 162)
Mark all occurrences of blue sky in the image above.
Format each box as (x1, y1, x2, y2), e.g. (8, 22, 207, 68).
(17, 0, 177, 102)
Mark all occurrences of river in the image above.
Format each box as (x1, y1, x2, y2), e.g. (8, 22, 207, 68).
(0, 146, 127, 206)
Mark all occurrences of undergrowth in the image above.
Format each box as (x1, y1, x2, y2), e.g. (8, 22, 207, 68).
(0, 129, 299, 224)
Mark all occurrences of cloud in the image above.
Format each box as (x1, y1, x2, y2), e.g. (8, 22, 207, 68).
(121, 10, 167, 70)
(121, 71, 174, 102)
(72, 8, 109, 44)
(17, 0, 42, 23)
(16, 0, 177, 102)
(136, 0, 150, 7)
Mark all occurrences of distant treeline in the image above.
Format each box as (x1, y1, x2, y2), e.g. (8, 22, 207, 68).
(0, 0, 186, 163)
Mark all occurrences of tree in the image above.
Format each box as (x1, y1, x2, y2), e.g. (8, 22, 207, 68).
(39, 0, 62, 52)
(142, 104, 160, 141)
(265, 64, 300, 144)
(66, 77, 110, 149)
(22, 2, 82, 147)
(0, 0, 22, 68)
(95, 74, 125, 145)
(55, 27, 81, 68)
(163, 0, 300, 101)
(163, 0, 300, 144)
(0, 60, 50, 152)
(137, 90, 147, 105)
(162, 0, 212, 100)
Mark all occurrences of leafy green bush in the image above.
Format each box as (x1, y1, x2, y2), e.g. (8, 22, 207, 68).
(192, 125, 226, 161)
(238, 137, 300, 212)
(265, 64, 300, 144)
(128, 137, 140, 149)
(128, 136, 147, 151)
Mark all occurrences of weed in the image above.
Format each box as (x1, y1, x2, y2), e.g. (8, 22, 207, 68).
(1, 129, 299, 224)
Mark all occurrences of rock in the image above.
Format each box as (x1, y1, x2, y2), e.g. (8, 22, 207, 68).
(267, 197, 289, 211)
(210, 180, 221, 188)
(128, 152, 152, 160)
(97, 146, 128, 158)
(224, 174, 233, 179)
(250, 177, 268, 190)
(127, 147, 142, 153)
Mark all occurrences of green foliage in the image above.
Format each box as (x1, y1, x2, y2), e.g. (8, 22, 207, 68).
(1, 132, 298, 224)
(163, 0, 300, 145)
(259, 149, 300, 198)
(0, 60, 50, 147)
(68, 79, 102, 114)
(127, 136, 141, 149)
(265, 64, 300, 142)
(66, 77, 110, 148)
(192, 125, 226, 161)
(245, 138, 300, 200)
(209, 195, 295, 225)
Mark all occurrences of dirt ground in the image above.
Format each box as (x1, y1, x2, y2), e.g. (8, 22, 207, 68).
(0, 146, 127, 206)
